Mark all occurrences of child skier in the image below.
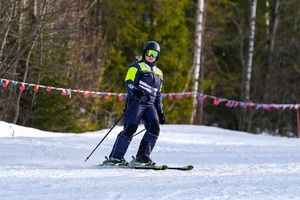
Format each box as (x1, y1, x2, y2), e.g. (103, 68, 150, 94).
(103, 41, 166, 166)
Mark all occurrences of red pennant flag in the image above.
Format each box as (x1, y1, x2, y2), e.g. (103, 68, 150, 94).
(185, 93, 192, 98)
(105, 93, 111, 99)
(249, 103, 255, 107)
(226, 101, 231, 107)
(33, 85, 39, 92)
(61, 89, 67, 96)
(168, 93, 173, 100)
(234, 102, 239, 108)
(19, 83, 25, 91)
(84, 91, 89, 98)
(46, 87, 52, 92)
(118, 94, 123, 101)
(214, 98, 220, 105)
(176, 93, 181, 99)
(3, 80, 9, 88)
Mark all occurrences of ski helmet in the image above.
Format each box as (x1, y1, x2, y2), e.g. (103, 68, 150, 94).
(143, 41, 160, 60)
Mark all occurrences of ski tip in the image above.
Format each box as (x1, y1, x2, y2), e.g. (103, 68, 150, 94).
(185, 165, 194, 170)
(179, 165, 193, 170)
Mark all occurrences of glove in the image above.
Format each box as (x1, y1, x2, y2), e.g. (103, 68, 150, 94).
(157, 111, 166, 125)
(132, 89, 144, 99)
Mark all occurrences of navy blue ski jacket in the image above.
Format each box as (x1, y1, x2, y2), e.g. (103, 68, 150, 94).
(125, 59, 163, 112)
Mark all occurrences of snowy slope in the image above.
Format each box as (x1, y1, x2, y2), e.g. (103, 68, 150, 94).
(1, 121, 300, 200)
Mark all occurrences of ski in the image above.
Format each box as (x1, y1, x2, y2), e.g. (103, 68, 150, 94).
(97, 164, 193, 171)
(98, 156, 193, 171)
(98, 164, 168, 170)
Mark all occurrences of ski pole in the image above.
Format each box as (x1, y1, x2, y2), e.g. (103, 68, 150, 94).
(84, 100, 137, 162)
(133, 128, 146, 137)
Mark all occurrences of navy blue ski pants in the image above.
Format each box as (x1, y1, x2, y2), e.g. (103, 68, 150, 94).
(109, 99, 160, 159)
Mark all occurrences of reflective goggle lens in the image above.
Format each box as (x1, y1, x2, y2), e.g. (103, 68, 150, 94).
(145, 50, 159, 58)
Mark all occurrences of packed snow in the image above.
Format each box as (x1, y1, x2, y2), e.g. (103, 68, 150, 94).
(1, 120, 300, 200)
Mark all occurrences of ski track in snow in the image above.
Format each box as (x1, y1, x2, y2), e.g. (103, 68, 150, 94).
(1, 121, 300, 200)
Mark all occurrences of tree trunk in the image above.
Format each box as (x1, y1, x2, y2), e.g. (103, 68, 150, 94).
(191, 0, 205, 124)
(240, 0, 257, 131)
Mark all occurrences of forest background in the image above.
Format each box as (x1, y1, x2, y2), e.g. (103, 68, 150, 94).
(0, 0, 299, 137)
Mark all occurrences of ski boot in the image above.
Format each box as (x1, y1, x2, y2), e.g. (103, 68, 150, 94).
(102, 156, 129, 166)
(129, 155, 156, 167)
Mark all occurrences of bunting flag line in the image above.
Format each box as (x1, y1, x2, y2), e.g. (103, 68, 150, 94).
(0, 78, 299, 111)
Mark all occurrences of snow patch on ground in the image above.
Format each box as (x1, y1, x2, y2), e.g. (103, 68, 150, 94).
(1, 121, 300, 199)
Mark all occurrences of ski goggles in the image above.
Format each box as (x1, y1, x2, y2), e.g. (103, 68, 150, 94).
(145, 49, 159, 58)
